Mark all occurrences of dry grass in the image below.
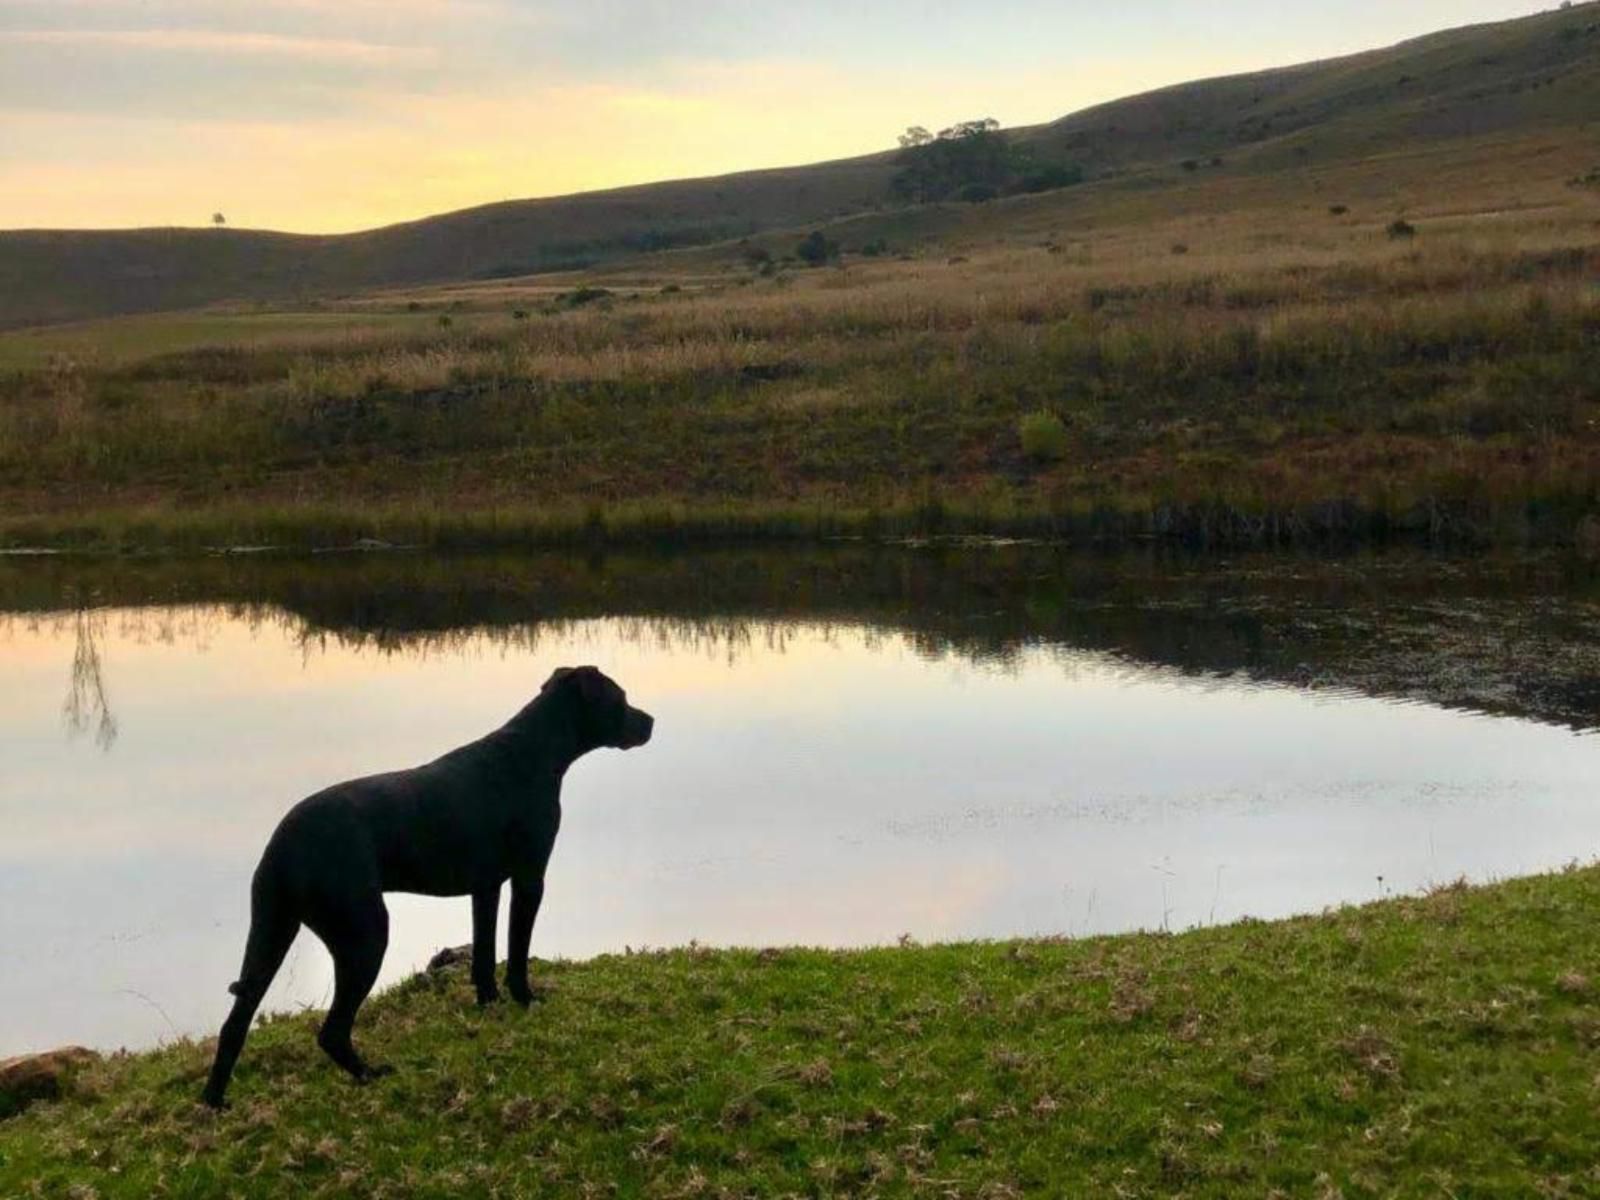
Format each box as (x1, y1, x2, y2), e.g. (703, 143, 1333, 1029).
(1, 130, 1597, 551)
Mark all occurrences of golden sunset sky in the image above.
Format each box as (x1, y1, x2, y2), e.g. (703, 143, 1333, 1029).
(0, 0, 1553, 233)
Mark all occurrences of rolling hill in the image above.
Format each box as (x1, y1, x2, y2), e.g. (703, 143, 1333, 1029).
(1, 2, 1596, 330)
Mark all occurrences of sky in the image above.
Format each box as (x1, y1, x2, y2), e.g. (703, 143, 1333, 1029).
(0, 0, 1557, 234)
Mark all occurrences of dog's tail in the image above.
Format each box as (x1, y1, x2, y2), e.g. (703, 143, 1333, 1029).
(202, 863, 300, 1108)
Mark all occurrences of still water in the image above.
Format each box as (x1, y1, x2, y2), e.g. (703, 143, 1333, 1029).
(2, 551, 1597, 1055)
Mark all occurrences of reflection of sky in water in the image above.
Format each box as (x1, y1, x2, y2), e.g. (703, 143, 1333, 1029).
(2, 605, 1597, 1055)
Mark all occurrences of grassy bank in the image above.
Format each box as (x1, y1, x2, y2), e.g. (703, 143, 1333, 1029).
(5, 867, 1600, 1196)
(3, 130, 1598, 554)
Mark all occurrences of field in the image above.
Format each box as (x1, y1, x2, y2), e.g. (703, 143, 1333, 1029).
(2, 126, 1598, 552)
(5, 866, 1600, 1197)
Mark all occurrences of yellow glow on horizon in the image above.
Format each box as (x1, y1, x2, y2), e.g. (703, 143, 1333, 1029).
(0, 54, 1219, 233)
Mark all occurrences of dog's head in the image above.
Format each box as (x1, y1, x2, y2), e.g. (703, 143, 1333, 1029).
(541, 666, 654, 751)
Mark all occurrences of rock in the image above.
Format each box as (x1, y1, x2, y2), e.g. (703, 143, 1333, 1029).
(0, 1046, 100, 1119)
(427, 944, 473, 973)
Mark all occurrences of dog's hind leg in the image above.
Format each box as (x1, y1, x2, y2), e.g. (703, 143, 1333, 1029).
(202, 876, 301, 1108)
(309, 898, 390, 1083)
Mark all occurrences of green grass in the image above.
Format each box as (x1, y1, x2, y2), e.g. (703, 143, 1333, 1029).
(5, 867, 1600, 1196)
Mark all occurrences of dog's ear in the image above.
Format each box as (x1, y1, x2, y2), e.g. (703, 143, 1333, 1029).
(543, 666, 607, 699)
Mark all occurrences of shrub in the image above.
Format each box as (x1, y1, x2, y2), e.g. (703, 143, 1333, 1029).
(1329, 204, 1350, 216)
(1170, 243, 1190, 256)
(1011, 164, 1085, 195)
(796, 231, 838, 267)
(1018, 410, 1071, 462)
(436, 314, 453, 329)
(1387, 218, 1418, 240)
(957, 183, 999, 203)
(511, 309, 529, 321)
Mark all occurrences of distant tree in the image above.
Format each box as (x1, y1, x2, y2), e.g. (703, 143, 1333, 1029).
(890, 118, 1082, 204)
(892, 118, 1006, 203)
(212, 212, 226, 228)
(796, 230, 838, 267)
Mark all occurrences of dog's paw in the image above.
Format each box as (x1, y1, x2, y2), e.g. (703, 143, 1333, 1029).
(199, 1092, 230, 1112)
(508, 986, 547, 1009)
(355, 1063, 395, 1085)
(475, 987, 502, 1008)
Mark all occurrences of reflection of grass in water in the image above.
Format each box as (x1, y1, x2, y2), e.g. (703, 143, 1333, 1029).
(6, 547, 1600, 730)
(62, 611, 116, 750)
(6, 866, 1600, 1194)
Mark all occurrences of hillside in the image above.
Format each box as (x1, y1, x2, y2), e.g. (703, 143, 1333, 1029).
(2, 2, 1598, 330)
(1022, 4, 1600, 173)
(0, 154, 897, 330)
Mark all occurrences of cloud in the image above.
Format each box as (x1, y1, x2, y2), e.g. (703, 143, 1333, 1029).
(0, 28, 435, 65)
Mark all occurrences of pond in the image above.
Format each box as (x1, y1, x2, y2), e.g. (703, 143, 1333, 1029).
(3, 545, 1599, 1056)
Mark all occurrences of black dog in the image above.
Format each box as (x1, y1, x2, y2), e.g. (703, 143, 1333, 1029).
(201, 666, 653, 1108)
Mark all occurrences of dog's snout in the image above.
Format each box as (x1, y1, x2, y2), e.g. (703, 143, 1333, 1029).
(622, 706, 654, 748)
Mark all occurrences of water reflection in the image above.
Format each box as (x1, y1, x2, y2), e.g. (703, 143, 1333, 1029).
(3, 585, 1598, 1057)
(62, 611, 116, 750)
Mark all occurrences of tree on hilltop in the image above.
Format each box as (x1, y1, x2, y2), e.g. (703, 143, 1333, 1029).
(890, 118, 1084, 204)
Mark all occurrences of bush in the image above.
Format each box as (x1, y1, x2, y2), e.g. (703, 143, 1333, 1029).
(1387, 218, 1418, 240)
(1019, 410, 1071, 462)
(957, 183, 999, 203)
(796, 231, 837, 267)
(1011, 164, 1085, 195)
(1329, 204, 1350, 216)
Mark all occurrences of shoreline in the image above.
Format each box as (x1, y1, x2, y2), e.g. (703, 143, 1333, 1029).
(3, 493, 1595, 557)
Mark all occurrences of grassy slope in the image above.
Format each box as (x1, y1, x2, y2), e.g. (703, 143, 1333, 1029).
(3, 127, 1597, 553)
(4, 867, 1600, 1197)
(2, 3, 1597, 329)
(0, 156, 898, 331)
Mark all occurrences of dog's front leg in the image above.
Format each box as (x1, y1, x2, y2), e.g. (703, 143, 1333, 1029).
(506, 877, 545, 1007)
(471, 886, 502, 1005)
